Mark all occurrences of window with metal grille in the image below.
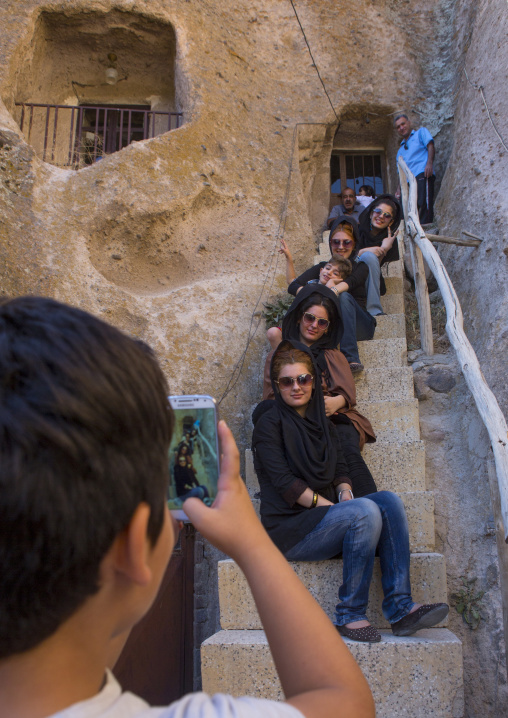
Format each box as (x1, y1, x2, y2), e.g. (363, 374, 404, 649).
(330, 151, 386, 206)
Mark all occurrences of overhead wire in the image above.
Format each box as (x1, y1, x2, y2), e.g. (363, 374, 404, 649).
(289, 0, 339, 123)
(217, 125, 298, 406)
(217, 0, 341, 405)
(463, 68, 508, 153)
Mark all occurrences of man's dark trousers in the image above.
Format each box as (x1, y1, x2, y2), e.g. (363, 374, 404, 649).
(416, 172, 435, 224)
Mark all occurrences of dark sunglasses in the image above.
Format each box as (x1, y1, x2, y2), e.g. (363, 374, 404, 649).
(302, 312, 330, 329)
(331, 238, 353, 248)
(276, 374, 314, 390)
(372, 207, 393, 220)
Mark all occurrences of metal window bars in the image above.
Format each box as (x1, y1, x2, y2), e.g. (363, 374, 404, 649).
(15, 103, 183, 169)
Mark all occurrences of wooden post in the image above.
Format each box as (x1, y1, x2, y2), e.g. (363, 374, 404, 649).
(398, 160, 434, 355)
(426, 233, 482, 248)
(398, 155, 508, 542)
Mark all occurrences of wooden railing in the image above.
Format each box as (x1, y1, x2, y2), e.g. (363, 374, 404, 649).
(398, 156, 508, 542)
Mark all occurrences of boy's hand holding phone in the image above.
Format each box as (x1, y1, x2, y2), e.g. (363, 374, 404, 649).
(183, 421, 269, 561)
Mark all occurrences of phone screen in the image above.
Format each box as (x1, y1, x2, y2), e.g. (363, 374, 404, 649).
(167, 396, 219, 519)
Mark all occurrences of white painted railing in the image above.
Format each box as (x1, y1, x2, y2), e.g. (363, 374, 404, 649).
(397, 156, 508, 542)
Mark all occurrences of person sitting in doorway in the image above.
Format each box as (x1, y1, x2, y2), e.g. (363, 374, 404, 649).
(327, 187, 363, 227)
(356, 185, 376, 209)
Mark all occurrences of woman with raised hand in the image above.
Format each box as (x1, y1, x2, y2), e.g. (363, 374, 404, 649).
(356, 194, 402, 316)
(254, 339, 449, 643)
(288, 217, 375, 373)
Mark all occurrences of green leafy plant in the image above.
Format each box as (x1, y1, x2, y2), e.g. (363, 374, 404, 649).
(262, 293, 293, 329)
(451, 576, 485, 630)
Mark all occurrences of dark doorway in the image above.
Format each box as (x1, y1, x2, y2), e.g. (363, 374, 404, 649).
(114, 523, 195, 705)
(79, 105, 151, 164)
(330, 151, 386, 209)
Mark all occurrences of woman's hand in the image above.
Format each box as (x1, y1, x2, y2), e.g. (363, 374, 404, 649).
(337, 482, 353, 502)
(278, 237, 292, 259)
(380, 225, 396, 253)
(324, 394, 347, 416)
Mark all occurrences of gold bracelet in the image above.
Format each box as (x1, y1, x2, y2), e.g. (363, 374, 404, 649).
(310, 491, 318, 508)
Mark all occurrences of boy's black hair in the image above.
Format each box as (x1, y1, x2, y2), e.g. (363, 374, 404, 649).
(0, 296, 173, 658)
(328, 256, 352, 279)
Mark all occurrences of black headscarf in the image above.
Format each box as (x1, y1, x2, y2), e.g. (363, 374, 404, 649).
(253, 339, 337, 491)
(358, 193, 402, 262)
(281, 284, 342, 383)
(328, 214, 361, 261)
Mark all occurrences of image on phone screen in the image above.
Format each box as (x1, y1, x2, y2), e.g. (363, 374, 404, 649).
(167, 396, 219, 519)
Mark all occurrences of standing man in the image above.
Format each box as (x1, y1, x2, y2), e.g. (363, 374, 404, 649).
(327, 187, 363, 227)
(394, 114, 436, 224)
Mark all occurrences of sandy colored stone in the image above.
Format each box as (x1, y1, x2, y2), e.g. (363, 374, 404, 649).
(202, 629, 464, 717)
(362, 440, 426, 492)
(355, 366, 415, 403)
(218, 554, 447, 630)
(358, 336, 407, 368)
(356, 398, 420, 443)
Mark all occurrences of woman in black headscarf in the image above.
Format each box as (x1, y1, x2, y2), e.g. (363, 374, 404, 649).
(253, 339, 448, 642)
(263, 284, 376, 498)
(288, 216, 376, 372)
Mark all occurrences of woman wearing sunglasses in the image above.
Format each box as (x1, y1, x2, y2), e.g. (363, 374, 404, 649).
(288, 216, 375, 372)
(263, 285, 377, 498)
(355, 194, 402, 316)
(253, 339, 449, 643)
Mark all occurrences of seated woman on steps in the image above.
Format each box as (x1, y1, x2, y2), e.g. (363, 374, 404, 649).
(253, 339, 449, 643)
(356, 194, 402, 317)
(288, 216, 380, 373)
(263, 285, 376, 492)
(266, 237, 351, 351)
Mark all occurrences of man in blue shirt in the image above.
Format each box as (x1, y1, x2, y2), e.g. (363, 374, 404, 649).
(394, 114, 436, 224)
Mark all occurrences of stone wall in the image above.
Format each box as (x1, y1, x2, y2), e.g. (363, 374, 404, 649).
(0, 0, 507, 713)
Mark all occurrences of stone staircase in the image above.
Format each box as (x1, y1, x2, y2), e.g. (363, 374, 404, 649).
(201, 240, 464, 717)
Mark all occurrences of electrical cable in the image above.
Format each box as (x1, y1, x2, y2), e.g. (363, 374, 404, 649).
(217, 122, 333, 406)
(218, 1, 346, 405)
(289, 0, 340, 123)
(217, 125, 299, 406)
(463, 68, 508, 153)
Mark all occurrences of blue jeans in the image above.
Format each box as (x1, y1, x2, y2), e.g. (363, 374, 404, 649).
(338, 292, 376, 364)
(357, 251, 383, 317)
(284, 491, 415, 625)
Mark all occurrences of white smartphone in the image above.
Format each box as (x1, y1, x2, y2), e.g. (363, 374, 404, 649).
(167, 394, 219, 520)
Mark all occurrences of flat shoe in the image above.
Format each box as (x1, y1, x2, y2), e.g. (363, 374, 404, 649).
(348, 362, 364, 373)
(336, 624, 381, 643)
(391, 603, 449, 637)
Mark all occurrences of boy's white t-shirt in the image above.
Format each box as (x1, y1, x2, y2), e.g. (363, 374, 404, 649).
(51, 671, 305, 718)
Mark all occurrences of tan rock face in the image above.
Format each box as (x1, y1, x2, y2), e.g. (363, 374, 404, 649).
(0, 0, 432, 439)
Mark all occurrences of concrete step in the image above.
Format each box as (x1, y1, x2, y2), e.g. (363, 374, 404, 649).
(381, 292, 404, 314)
(358, 337, 407, 367)
(383, 274, 403, 295)
(373, 313, 406, 339)
(247, 489, 434, 553)
(382, 258, 404, 279)
(362, 440, 426, 492)
(355, 366, 414, 403)
(217, 553, 446, 631)
(201, 628, 464, 717)
(355, 398, 420, 443)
